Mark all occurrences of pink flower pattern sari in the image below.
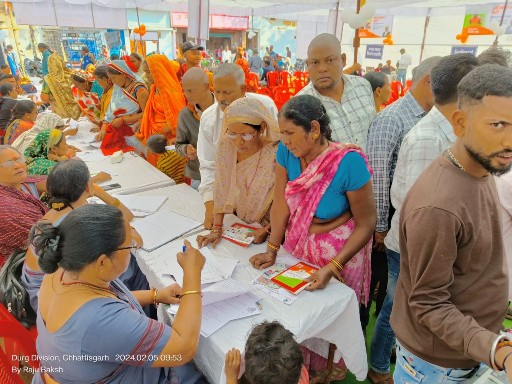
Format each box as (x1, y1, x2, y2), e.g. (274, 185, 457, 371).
(283, 142, 372, 305)
(283, 143, 373, 380)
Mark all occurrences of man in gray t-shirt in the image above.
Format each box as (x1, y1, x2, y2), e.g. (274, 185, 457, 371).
(248, 51, 263, 74)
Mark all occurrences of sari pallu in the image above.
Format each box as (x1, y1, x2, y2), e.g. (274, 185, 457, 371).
(4, 119, 34, 145)
(100, 82, 145, 156)
(24, 129, 63, 175)
(283, 143, 373, 305)
(0, 180, 47, 265)
(71, 85, 100, 122)
(44, 53, 81, 120)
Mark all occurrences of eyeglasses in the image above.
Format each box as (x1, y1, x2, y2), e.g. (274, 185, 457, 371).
(0, 157, 25, 168)
(225, 130, 258, 141)
(115, 240, 139, 253)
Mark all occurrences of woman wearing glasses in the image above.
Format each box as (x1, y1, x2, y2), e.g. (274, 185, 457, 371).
(0, 145, 47, 266)
(21, 158, 154, 314)
(31, 204, 208, 384)
(197, 98, 279, 247)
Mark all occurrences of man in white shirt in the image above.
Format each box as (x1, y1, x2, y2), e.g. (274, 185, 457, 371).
(197, 63, 278, 228)
(397, 48, 412, 86)
(497, 173, 512, 300)
(296, 33, 375, 151)
(368, 53, 479, 383)
(222, 46, 232, 63)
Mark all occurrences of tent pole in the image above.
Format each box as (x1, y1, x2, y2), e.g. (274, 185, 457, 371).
(353, 0, 361, 64)
(419, 14, 430, 63)
(6, 3, 28, 78)
(334, 0, 340, 40)
(494, 0, 509, 45)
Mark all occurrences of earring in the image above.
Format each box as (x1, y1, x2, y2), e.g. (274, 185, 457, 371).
(313, 134, 319, 139)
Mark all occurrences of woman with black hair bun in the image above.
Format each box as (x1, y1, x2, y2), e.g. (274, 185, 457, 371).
(31, 204, 208, 384)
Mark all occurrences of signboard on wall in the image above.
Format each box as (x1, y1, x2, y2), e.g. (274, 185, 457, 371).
(451, 46, 478, 56)
(365, 44, 384, 60)
(489, 4, 512, 34)
(172, 12, 249, 30)
(359, 15, 394, 38)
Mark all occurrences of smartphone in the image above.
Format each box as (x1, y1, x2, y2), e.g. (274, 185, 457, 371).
(103, 183, 121, 191)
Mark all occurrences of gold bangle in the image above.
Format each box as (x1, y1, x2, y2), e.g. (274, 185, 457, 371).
(152, 288, 158, 306)
(179, 290, 202, 298)
(267, 241, 280, 254)
(330, 258, 344, 271)
(264, 226, 271, 235)
(112, 198, 120, 208)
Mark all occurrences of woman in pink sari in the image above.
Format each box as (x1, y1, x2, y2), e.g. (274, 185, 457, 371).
(250, 94, 376, 382)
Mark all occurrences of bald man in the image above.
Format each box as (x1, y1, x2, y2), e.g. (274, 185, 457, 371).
(175, 68, 215, 189)
(297, 33, 375, 151)
(197, 63, 278, 229)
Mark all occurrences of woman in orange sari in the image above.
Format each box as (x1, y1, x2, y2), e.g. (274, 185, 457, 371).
(139, 54, 186, 166)
(235, 51, 257, 93)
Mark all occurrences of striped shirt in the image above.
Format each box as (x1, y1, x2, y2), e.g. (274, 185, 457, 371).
(367, 92, 427, 232)
(156, 151, 187, 185)
(296, 75, 375, 150)
(385, 107, 456, 253)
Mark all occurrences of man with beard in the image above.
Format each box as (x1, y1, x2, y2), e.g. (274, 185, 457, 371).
(391, 64, 512, 382)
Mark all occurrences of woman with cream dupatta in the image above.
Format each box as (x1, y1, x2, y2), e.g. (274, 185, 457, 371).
(197, 97, 279, 248)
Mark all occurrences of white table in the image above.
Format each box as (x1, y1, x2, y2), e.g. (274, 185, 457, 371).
(133, 185, 368, 383)
(65, 118, 175, 194)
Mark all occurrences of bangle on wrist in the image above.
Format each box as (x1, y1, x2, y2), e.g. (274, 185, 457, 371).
(264, 226, 271, 235)
(330, 258, 344, 272)
(152, 287, 159, 307)
(179, 290, 202, 298)
(267, 241, 280, 254)
(491, 334, 512, 370)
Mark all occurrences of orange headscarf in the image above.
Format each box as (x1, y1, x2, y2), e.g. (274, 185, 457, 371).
(138, 54, 186, 143)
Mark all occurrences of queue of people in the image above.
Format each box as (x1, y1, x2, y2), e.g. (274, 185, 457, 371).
(0, 34, 511, 384)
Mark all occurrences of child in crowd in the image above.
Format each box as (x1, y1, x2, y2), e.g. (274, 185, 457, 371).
(225, 321, 309, 384)
(146, 134, 187, 185)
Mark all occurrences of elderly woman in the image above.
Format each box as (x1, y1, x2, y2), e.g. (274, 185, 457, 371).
(4, 100, 37, 145)
(24, 128, 78, 175)
(197, 98, 279, 248)
(71, 69, 101, 125)
(138, 54, 186, 165)
(42, 52, 81, 119)
(363, 72, 391, 112)
(22, 158, 150, 314)
(250, 95, 376, 382)
(95, 60, 148, 155)
(0, 145, 47, 266)
(31, 204, 207, 384)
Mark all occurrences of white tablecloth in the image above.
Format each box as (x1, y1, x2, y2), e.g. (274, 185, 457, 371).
(66, 118, 174, 194)
(133, 185, 368, 383)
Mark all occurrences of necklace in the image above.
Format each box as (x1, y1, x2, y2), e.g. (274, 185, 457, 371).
(60, 270, 113, 296)
(446, 148, 466, 172)
(301, 141, 330, 169)
(244, 149, 263, 191)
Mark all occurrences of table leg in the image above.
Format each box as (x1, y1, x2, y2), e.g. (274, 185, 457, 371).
(321, 343, 337, 384)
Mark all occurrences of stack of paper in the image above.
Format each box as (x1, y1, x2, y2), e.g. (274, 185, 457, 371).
(131, 210, 202, 251)
(167, 279, 261, 337)
(164, 247, 238, 286)
(116, 195, 168, 217)
(252, 263, 299, 305)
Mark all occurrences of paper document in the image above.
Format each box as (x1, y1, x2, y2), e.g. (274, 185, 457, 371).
(163, 247, 235, 286)
(253, 263, 298, 305)
(117, 195, 168, 214)
(131, 210, 202, 252)
(78, 151, 106, 162)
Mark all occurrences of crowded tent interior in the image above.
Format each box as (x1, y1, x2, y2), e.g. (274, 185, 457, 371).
(2, 0, 512, 383)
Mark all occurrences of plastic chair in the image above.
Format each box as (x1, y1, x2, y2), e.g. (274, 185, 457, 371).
(293, 78, 307, 93)
(273, 86, 292, 111)
(389, 81, 403, 103)
(403, 79, 413, 95)
(280, 72, 292, 87)
(256, 86, 273, 99)
(266, 71, 280, 89)
(0, 304, 39, 384)
(294, 71, 308, 83)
